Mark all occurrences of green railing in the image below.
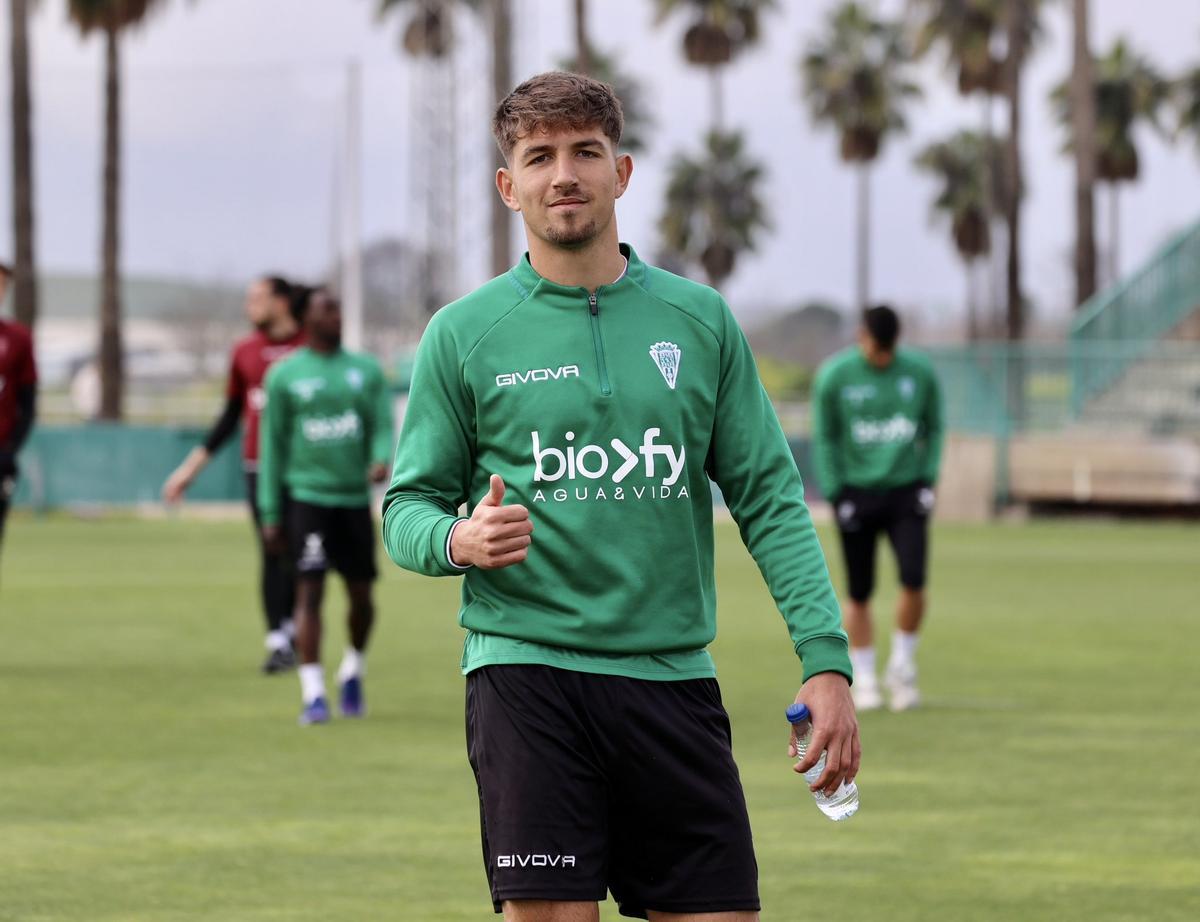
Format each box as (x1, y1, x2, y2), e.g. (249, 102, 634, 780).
(927, 342, 1200, 436)
(1070, 216, 1200, 411)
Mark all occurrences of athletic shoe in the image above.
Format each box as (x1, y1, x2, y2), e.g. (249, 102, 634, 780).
(852, 681, 884, 712)
(339, 676, 365, 718)
(885, 660, 921, 712)
(262, 646, 296, 674)
(298, 696, 330, 726)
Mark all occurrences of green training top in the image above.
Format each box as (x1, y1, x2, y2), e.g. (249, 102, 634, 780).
(382, 244, 851, 684)
(258, 346, 395, 526)
(811, 345, 944, 499)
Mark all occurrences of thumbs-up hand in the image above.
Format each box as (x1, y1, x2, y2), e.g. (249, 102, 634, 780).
(449, 474, 534, 570)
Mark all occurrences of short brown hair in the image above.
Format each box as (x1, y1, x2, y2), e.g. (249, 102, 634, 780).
(492, 71, 624, 161)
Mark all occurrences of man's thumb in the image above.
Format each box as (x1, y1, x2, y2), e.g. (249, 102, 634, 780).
(480, 474, 505, 507)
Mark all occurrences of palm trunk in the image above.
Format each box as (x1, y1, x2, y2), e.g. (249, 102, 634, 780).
(1108, 182, 1119, 286)
(574, 0, 590, 75)
(856, 163, 870, 311)
(1003, 17, 1024, 343)
(98, 23, 123, 420)
(9, 0, 38, 328)
(489, 0, 512, 276)
(983, 92, 1001, 328)
(1071, 0, 1097, 306)
(709, 67, 724, 131)
(966, 258, 979, 342)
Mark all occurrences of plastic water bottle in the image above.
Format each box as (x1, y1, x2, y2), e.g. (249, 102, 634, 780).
(785, 702, 860, 821)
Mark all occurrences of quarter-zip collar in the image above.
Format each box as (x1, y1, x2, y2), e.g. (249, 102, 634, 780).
(507, 242, 646, 308)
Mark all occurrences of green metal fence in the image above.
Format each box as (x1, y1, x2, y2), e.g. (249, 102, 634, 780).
(927, 341, 1200, 436)
(1070, 216, 1200, 407)
(12, 425, 246, 510)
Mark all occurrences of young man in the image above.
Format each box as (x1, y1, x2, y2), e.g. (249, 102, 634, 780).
(163, 276, 304, 672)
(383, 72, 858, 922)
(258, 287, 393, 726)
(811, 305, 944, 712)
(0, 262, 38, 559)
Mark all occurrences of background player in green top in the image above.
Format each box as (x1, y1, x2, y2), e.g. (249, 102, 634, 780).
(812, 305, 944, 712)
(258, 287, 394, 725)
(384, 72, 859, 921)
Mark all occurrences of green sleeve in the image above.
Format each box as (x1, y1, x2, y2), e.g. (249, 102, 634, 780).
(257, 367, 289, 528)
(810, 362, 844, 501)
(366, 362, 396, 468)
(706, 300, 851, 684)
(922, 364, 945, 485)
(381, 313, 473, 576)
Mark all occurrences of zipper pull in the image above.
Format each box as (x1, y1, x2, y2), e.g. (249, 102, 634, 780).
(588, 292, 598, 316)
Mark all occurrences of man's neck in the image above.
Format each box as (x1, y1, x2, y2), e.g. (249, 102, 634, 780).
(527, 227, 626, 293)
(265, 317, 298, 341)
(307, 337, 340, 355)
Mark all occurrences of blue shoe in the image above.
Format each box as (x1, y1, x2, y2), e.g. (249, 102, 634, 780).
(299, 696, 330, 726)
(339, 676, 364, 718)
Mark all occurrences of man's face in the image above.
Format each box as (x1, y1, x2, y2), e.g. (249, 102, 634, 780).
(306, 291, 342, 343)
(858, 329, 894, 369)
(0, 271, 10, 306)
(244, 280, 273, 328)
(497, 125, 632, 250)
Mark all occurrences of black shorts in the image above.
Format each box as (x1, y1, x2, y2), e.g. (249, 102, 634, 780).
(287, 500, 377, 582)
(465, 665, 760, 919)
(834, 481, 932, 602)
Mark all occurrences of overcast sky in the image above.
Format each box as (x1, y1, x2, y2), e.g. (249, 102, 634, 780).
(1, 0, 1199, 329)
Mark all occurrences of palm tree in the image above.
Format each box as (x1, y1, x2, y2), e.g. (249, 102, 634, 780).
(573, 0, 591, 76)
(659, 130, 769, 288)
(1053, 38, 1170, 286)
(9, 0, 38, 328)
(802, 2, 920, 310)
(998, 0, 1043, 343)
(1177, 58, 1200, 156)
(909, 0, 1005, 322)
(68, 0, 166, 421)
(914, 131, 1006, 339)
(556, 49, 652, 153)
(654, 0, 777, 128)
(1069, 0, 1097, 306)
(378, 0, 512, 276)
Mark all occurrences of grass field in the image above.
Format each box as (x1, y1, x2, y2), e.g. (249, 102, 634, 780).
(2, 515, 1198, 921)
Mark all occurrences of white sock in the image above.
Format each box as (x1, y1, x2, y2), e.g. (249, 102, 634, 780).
(265, 630, 289, 652)
(299, 664, 326, 704)
(281, 618, 296, 640)
(850, 647, 877, 686)
(337, 647, 365, 684)
(890, 630, 920, 666)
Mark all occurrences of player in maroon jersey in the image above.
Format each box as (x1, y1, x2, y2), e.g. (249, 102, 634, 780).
(163, 275, 304, 672)
(0, 262, 38, 560)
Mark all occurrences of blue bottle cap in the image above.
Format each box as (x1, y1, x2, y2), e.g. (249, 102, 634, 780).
(785, 703, 810, 724)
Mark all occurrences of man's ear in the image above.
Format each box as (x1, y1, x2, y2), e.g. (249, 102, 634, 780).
(613, 153, 634, 200)
(496, 167, 522, 213)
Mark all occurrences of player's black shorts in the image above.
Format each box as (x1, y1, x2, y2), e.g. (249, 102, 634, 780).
(834, 481, 932, 602)
(287, 500, 377, 582)
(465, 664, 760, 919)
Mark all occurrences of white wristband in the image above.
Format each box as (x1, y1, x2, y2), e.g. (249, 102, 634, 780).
(446, 518, 473, 570)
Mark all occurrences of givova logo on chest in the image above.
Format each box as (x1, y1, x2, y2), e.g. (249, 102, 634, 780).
(496, 365, 580, 388)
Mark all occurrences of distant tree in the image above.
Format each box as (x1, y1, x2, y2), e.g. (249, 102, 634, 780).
(9, 0, 38, 328)
(659, 130, 769, 288)
(67, 0, 168, 420)
(556, 49, 652, 153)
(377, 0, 482, 57)
(915, 130, 1007, 340)
(1053, 37, 1170, 285)
(1178, 56, 1200, 156)
(909, 0, 1006, 319)
(1068, 0, 1098, 306)
(998, 0, 1045, 343)
(654, 0, 777, 128)
(802, 2, 920, 310)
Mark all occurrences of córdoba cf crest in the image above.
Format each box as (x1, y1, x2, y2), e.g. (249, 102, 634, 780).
(649, 341, 681, 390)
